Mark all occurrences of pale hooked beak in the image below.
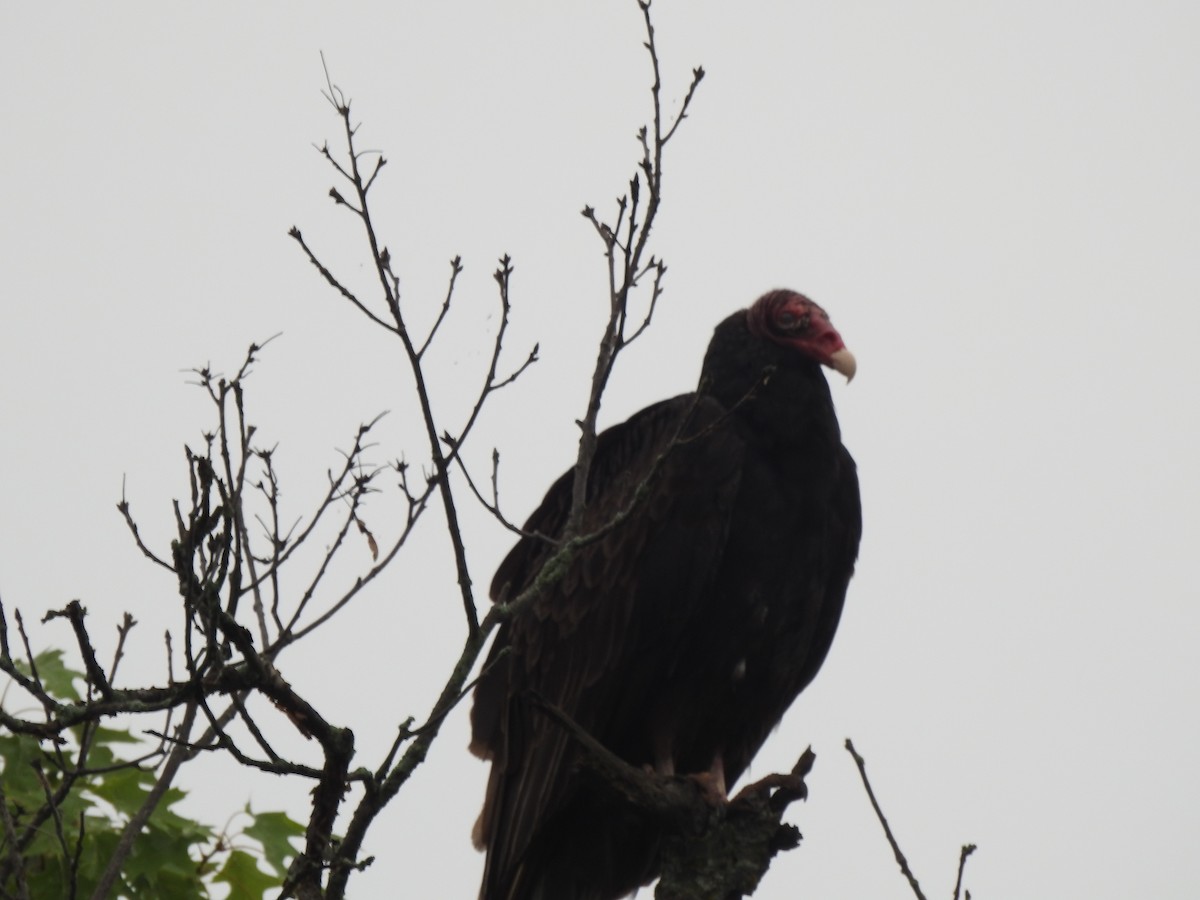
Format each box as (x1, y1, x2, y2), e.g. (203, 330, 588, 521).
(829, 348, 857, 382)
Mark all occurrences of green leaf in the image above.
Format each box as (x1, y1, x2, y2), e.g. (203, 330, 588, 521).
(242, 807, 305, 877)
(123, 821, 203, 885)
(16, 649, 84, 701)
(90, 724, 145, 744)
(213, 849, 278, 900)
(0, 733, 49, 810)
(71, 827, 128, 898)
(81, 738, 118, 770)
(5, 649, 288, 899)
(88, 765, 155, 817)
(149, 789, 214, 845)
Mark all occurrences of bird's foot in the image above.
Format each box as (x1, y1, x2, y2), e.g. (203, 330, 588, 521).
(732, 769, 809, 806)
(684, 761, 728, 806)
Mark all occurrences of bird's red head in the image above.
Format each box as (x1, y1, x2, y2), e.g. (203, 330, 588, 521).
(746, 290, 856, 381)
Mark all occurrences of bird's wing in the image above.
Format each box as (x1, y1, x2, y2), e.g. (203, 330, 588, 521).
(470, 393, 745, 900)
(786, 442, 861, 700)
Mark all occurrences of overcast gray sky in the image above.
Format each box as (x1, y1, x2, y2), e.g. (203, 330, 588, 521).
(3, 3, 1199, 898)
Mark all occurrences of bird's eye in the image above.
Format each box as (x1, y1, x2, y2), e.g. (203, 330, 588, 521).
(776, 311, 810, 334)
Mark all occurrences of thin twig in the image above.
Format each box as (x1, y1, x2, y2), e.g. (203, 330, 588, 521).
(0, 591, 10, 660)
(288, 227, 399, 334)
(335, 92, 482, 637)
(845, 739, 928, 900)
(417, 256, 463, 358)
(14, 611, 53, 716)
(108, 613, 136, 687)
(451, 450, 539, 540)
(31, 762, 75, 900)
(43, 601, 112, 700)
(953, 843, 977, 900)
(567, 0, 703, 541)
(256, 414, 387, 581)
(0, 778, 32, 900)
(69, 813, 86, 900)
(89, 702, 200, 900)
(117, 480, 174, 572)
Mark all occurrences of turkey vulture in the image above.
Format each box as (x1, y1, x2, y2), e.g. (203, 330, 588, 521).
(470, 289, 861, 900)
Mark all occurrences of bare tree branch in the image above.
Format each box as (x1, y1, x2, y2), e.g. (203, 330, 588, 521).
(567, 0, 704, 540)
(953, 843, 977, 900)
(88, 702, 200, 900)
(42, 601, 111, 701)
(0, 8, 926, 900)
(417, 256, 463, 359)
(846, 738, 928, 900)
(0, 779, 32, 900)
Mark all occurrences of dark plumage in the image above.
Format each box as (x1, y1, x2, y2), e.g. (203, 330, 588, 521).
(470, 289, 861, 900)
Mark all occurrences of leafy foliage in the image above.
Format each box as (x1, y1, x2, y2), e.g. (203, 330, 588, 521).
(0, 650, 303, 898)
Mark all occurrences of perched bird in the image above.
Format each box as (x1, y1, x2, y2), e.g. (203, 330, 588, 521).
(470, 289, 861, 900)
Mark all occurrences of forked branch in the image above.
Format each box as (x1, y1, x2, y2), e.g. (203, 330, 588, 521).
(568, 0, 705, 539)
